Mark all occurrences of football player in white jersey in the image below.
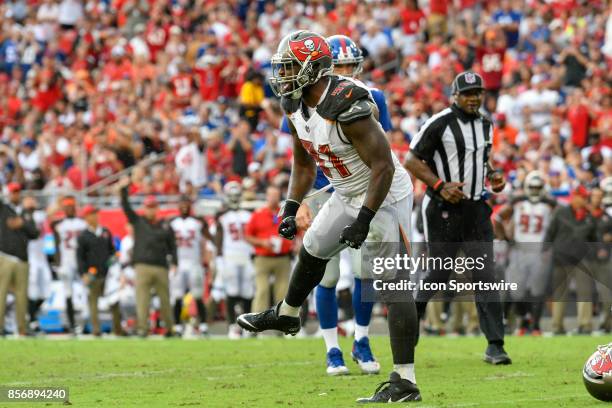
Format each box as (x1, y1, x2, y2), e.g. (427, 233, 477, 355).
(169, 195, 212, 336)
(215, 181, 254, 339)
(52, 196, 87, 333)
(289, 34, 391, 375)
(238, 31, 421, 403)
(494, 171, 556, 335)
(23, 195, 52, 333)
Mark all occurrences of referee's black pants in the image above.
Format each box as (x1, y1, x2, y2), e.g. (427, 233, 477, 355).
(416, 195, 505, 344)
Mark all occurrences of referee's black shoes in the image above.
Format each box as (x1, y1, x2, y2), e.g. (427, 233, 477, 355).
(484, 343, 512, 365)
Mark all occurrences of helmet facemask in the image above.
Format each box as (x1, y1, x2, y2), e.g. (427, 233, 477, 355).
(269, 31, 333, 99)
(270, 54, 313, 99)
(524, 172, 545, 203)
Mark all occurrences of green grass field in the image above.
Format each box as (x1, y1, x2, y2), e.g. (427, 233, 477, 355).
(0, 335, 608, 407)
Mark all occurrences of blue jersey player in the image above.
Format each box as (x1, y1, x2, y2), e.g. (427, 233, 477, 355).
(279, 34, 391, 376)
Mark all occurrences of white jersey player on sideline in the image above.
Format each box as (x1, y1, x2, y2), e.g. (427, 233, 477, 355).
(169, 195, 212, 336)
(51, 196, 87, 334)
(215, 181, 254, 339)
(494, 171, 556, 335)
(22, 196, 52, 332)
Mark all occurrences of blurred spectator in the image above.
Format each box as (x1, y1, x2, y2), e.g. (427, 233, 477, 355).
(546, 185, 597, 335)
(227, 120, 253, 178)
(0, 183, 39, 336)
(492, 113, 518, 152)
(492, 0, 522, 49)
(239, 70, 264, 131)
(175, 127, 207, 193)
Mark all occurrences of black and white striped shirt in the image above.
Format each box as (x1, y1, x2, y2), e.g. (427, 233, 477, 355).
(409, 104, 493, 201)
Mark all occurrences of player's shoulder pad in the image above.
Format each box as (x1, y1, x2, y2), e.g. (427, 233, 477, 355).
(316, 76, 372, 122)
(510, 194, 528, 205)
(542, 195, 557, 207)
(281, 96, 300, 114)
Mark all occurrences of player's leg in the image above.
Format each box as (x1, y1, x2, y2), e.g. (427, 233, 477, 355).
(506, 245, 530, 335)
(188, 263, 207, 334)
(238, 193, 354, 335)
(348, 246, 380, 374)
(60, 266, 77, 332)
(526, 248, 551, 335)
(170, 266, 186, 334)
(357, 196, 421, 402)
(316, 254, 349, 375)
(223, 258, 243, 338)
(27, 264, 43, 329)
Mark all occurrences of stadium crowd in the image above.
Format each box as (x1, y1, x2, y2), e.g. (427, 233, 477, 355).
(0, 0, 611, 337)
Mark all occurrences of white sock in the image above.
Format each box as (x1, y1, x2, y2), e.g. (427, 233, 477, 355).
(322, 327, 340, 352)
(354, 323, 369, 341)
(393, 364, 416, 383)
(279, 300, 300, 317)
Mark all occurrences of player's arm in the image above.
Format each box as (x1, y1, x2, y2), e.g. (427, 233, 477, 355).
(118, 176, 138, 223)
(214, 218, 223, 256)
(165, 223, 178, 268)
(286, 118, 317, 203)
(330, 99, 392, 249)
(277, 118, 316, 240)
(339, 105, 394, 212)
(198, 216, 214, 242)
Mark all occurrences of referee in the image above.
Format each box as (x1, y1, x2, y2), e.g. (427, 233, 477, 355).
(405, 71, 511, 365)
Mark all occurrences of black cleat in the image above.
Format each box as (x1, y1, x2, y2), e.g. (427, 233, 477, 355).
(357, 372, 422, 403)
(484, 343, 512, 365)
(237, 302, 301, 336)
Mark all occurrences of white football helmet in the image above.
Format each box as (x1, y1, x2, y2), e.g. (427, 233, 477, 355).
(223, 181, 242, 209)
(584, 343, 612, 402)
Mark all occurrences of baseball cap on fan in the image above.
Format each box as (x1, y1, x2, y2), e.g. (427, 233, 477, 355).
(452, 71, 485, 94)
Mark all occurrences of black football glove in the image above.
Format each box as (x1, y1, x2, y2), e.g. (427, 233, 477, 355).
(339, 206, 376, 249)
(278, 199, 300, 240)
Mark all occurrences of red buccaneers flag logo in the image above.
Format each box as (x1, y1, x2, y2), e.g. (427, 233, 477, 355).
(289, 36, 330, 62)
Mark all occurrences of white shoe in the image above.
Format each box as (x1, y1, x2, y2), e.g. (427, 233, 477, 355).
(326, 348, 350, 376)
(182, 324, 195, 339)
(352, 337, 381, 374)
(228, 324, 242, 340)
